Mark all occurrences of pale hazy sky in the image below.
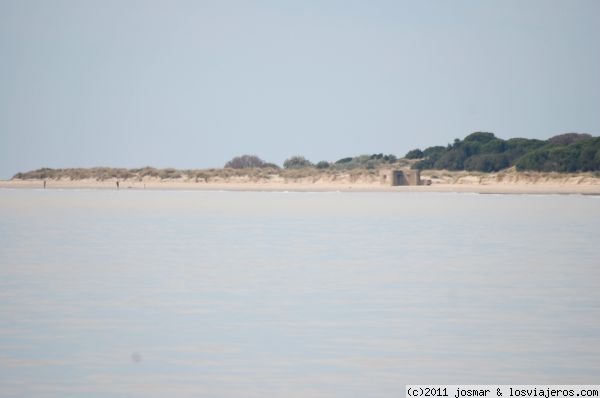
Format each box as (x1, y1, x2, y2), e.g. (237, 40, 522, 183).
(1, 0, 599, 178)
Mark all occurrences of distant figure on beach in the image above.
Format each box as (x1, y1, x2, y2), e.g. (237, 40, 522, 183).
(116, 181, 120, 189)
(43, 180, 46, 189)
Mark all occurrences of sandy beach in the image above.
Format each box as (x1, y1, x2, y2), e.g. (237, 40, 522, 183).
(2, 175, 600, 195)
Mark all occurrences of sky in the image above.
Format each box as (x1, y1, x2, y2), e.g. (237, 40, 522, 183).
(1, 0, 599, 178)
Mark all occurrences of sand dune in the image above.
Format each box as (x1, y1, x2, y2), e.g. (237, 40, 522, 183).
(2, 169, 600, 194)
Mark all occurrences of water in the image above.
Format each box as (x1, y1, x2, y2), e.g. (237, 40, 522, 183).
(1, 190, 599, 397)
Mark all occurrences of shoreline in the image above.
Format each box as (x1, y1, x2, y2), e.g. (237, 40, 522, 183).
(2, 179, 600, 195)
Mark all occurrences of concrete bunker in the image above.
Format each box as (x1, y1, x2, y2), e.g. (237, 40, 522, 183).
(380, 169, 422, 186)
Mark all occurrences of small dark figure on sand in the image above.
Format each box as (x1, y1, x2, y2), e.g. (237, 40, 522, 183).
(43, 180, 46, 189)
(116, 181, 120, 189)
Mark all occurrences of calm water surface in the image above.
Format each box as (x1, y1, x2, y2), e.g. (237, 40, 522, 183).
(1, 190, 599, 397)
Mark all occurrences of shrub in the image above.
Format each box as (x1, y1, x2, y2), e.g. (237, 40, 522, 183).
(225, 155, 266, 169)
(422, 146, 446, 159)
(315, 161, 330, 169)
(405, 149, 424, 159)
(412, 158, 435, 170)
(368, 153, 396, 162)
(335, 157, 353, 165)
(331, 154, 397, 169)
(383, 154, 397, 163)
(159, 168, 182, 179)
(262, 163, 281, 169)
(283, 156, 313, 169)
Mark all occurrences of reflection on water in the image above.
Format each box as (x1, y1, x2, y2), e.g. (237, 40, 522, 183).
(1, 190, 599, 397)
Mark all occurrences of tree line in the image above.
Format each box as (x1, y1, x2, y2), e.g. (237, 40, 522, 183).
(407, 132, 600, 172)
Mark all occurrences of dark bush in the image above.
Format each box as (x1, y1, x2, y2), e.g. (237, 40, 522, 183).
(423, 146, 446, 159)
(225, 155, 266, 169)
(283, 156, 313, 169)
(335, 157, 353, 165)
(405, 149, 424, 159)
(262, 163, 281, 169)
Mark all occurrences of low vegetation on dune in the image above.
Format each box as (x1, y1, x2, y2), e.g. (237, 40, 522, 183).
(11, 132, 600, 181)
(12, 164, 389, 183)
(12, 153, 406, 181)
(13, 166, 279, 182)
